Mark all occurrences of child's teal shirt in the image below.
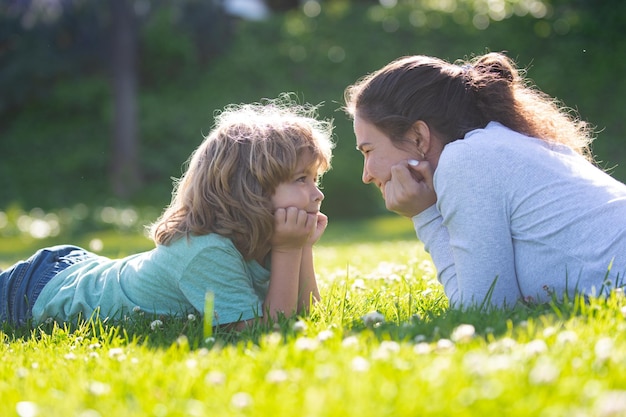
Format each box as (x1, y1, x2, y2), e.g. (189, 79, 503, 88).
(32, 234, 269, 325)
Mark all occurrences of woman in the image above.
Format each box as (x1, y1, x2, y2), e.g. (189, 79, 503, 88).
(344, 52, 626, 308)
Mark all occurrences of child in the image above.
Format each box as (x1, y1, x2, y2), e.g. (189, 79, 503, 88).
(1, 95, 334, 328)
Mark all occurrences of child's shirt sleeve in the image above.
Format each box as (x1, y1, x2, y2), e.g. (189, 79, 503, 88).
(179, 242, 269, 325)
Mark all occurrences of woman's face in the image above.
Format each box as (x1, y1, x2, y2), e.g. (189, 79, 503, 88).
(353, 114, 420, 195)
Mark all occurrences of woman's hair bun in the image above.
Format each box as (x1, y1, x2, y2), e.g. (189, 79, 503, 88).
(472, 52, 517, 83)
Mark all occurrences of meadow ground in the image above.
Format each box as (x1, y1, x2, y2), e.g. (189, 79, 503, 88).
(1, 214, 626, 416)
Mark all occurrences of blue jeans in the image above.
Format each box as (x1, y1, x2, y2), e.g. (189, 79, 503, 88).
(0, 245, 95, 325)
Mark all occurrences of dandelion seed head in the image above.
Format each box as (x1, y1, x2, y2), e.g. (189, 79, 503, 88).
(187, 314, 196, 321)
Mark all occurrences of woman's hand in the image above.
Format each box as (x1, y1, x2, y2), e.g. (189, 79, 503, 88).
(271, 207, 316, 252)
(383, 159, 437, 217)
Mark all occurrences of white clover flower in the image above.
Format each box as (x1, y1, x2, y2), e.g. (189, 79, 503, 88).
(413, 342, 432, 355)
(542, 326, 558, 338)
(595, 337, 614, 361)
(451, 324, 475, 343)
(231, 392, 253, 409)
(44, 317, 54, 325)
(292, 320, 307, 333)
(373, 341, 401, 360)
(341, 335, 359, 348)
(317, 329, 334, 342)
(436, 338, 455, 352)
(529, 358, 560, 385)
(556, 330, 578, 345)
(595, 390, 626, 417)
(351, 279, 367, 291)
(524, 339, 548, 356)
(133, 306, 141, 313)
(362, 311, 385, 327)
(266, 369, 289, 383)
(205, 370, 226, 385)
(488, 337, 517, 353)
(87, 381, 111, 396)
(187, 314, 196, 321)
(413, 334, 426, 343)
(16, 401, 38, 417)
(295, 337, 319, 351)
(351, 356, 370, 372)
(108, 347, 125, 358)
(150, 319, 163, 331)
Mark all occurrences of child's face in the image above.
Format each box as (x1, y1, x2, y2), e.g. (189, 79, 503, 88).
(271, 151, 324, 213)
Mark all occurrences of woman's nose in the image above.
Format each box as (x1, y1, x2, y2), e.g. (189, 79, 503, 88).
(362, 165, 372, 184)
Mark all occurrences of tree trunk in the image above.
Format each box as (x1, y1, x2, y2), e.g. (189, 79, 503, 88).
(110, 0, 141, 199)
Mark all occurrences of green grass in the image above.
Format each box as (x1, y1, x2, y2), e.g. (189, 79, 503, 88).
(2, 215, 626, 416)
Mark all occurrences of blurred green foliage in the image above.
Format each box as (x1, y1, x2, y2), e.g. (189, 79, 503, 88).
(1, 0, 625, 223)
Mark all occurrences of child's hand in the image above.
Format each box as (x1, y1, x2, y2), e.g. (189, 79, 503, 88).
(272, 207, 316, 252)
(306, 212, 328, 246)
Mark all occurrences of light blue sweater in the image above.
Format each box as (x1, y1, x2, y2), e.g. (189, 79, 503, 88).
(413, 122, 626, 308)
(32, 234, 270, 324)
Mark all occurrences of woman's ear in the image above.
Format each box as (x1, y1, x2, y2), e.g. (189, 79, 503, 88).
(411, 120, 432, 157)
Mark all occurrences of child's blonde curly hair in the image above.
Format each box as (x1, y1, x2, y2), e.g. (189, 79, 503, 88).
(150, 94, 334, 260)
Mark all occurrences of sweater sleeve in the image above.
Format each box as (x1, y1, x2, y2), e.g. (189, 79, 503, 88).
(434, 138, 522, 308)
(412, 206, 459, 305)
